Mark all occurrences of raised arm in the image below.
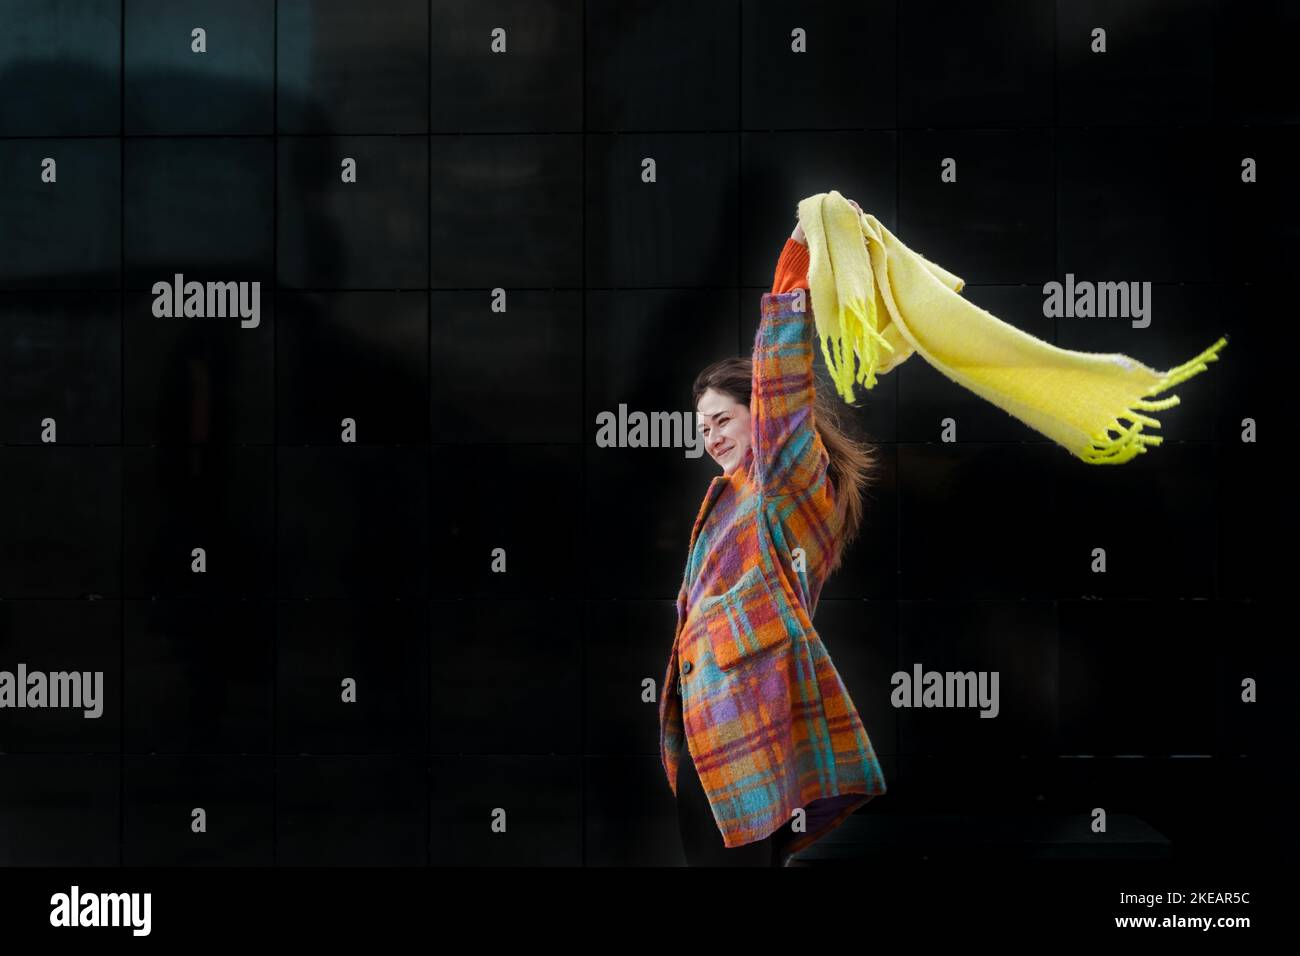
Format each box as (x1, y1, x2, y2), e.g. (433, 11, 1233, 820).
(751, 237, 829, 495)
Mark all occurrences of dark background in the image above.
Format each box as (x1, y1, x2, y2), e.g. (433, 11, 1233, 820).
(0, 0, 1293, 867)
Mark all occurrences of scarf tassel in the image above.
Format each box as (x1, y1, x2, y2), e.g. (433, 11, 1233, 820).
(1081, 335, 1230, 464)
(820, 294, 895, 404)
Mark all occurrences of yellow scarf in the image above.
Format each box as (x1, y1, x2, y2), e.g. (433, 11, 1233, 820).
(798, 191, 1229, 464)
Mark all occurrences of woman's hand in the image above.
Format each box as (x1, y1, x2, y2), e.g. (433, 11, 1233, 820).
(790, 197, 863, 247)
(790, 217, 806, 247)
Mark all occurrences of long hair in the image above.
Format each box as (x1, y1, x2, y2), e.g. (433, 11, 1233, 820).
(692, 357, 878, 575)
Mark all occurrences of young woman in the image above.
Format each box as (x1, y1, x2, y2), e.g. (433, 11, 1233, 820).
(660, 200, 888, 867)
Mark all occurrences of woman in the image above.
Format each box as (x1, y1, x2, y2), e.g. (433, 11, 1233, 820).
(661, 199, 888, 867)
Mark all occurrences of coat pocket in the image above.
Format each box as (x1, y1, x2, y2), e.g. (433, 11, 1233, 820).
(700, 564, 801, 671)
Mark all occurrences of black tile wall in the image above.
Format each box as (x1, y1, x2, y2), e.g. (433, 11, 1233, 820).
(124, 138, 275, 287)
(429, 599, 581, 754)
(0, 0, 1287, 868)
(122, 755, 274, 865)
(0, 141, 122, 289)
(0, 293, 121, 440)
(899, 0, 1055, 128)
(124, 0, 276, 135)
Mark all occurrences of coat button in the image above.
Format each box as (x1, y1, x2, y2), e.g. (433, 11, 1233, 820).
(681, 660, 692, 674)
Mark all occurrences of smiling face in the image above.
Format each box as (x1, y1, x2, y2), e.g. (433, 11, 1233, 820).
(696, 386, 752, 476)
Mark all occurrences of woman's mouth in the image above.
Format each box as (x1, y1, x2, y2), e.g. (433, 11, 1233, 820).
(716, 445, 733, 458)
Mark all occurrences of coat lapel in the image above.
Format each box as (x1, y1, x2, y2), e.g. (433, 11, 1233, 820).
(675, 471, 730, 625)
(677, 448, 755, 621)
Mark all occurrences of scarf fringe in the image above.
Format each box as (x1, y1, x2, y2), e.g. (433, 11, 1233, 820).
(1080, 335, 1230, 464)
(822, 294, 894, 403)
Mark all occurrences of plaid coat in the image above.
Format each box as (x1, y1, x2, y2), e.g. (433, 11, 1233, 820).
(659, 287, 887, 857)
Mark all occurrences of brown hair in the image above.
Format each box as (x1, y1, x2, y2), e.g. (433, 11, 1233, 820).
(692, 357, 878, 575)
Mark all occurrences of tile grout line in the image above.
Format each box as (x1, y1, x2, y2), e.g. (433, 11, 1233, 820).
(426, 0, 433, 868)
(118, 0, 125, 866)
(580, 0, 588, 869)
(271, 0, 278, 868)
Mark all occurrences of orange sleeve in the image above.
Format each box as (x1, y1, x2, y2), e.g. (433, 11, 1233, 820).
(771, 237, 810, 293)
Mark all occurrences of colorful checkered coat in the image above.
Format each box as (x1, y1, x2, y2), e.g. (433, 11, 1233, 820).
(659, 270, 887, 857)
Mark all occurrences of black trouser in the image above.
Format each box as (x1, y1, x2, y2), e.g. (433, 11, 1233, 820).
(676, 736, 791, 867)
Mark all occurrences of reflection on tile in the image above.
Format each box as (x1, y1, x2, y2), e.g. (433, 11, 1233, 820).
(277, 0, 428, 134)
(0, 447, 121, 599)
(124, 288, 274, 445)
(0, 141, 120, 289)
(430, 0, 582, 133)
(585, 0, 737, 132)
(585, 135, 738, 288)
(0, 293, 120, 442)
(125, 0, 274, 135)
(430, 135, 582, 288)
(0, 0, 121, 135)
(124, 138, 273, 288)
(277, 291, 427, 444)
(277, 137, 428, 289)
(123, 446, 274, 598)
(431, 290, 582, 444)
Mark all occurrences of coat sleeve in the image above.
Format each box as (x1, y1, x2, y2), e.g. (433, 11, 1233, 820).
(752, 239, 829, 496)
(770, 236, 810, 294)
